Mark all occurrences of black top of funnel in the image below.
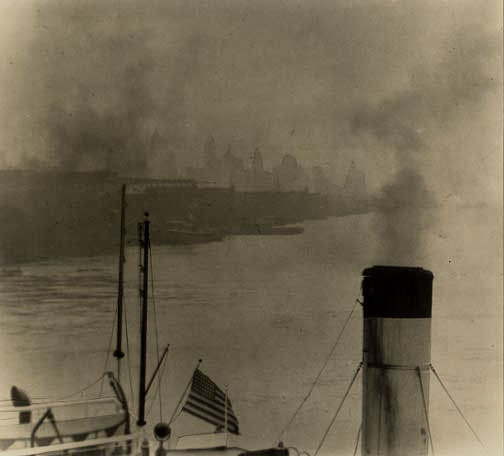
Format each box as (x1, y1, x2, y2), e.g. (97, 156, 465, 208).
(362, 265, 433, 279)
(361, 265, 433, 318)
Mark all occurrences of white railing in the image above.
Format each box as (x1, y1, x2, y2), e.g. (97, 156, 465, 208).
(0, 398, 122, 426)
(0, 433, 140, 456)
(0, 398, 120, 414)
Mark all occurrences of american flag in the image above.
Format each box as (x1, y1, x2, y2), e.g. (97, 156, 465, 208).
(182, 369, 240, 435)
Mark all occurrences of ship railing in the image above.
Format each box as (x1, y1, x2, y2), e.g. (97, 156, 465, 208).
(0, 432, 141, 456)
(0, 398, 122, 425)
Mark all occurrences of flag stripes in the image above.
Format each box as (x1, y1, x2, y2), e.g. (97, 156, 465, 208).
(187, 389, 239, 420)
(181, 369, 240, 435)
(185, 391, 239, 427)
(181, 407, 239, 434)
(183, 403, 239, 434)
(187, 387, 234, 414)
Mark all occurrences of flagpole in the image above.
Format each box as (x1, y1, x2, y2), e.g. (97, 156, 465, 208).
(168, 359, 202, 425)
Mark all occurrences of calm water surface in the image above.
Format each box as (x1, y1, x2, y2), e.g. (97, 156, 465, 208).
(0, 210, 501, 455)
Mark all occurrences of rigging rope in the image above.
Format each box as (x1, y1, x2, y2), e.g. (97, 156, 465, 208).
(286, 447, 311, 456)
(100, 305, 118, 397)
(167, 377, 193, 425)
(123, 294, 136, 413)
(430, 364, 486, 450)
(168, 360, 202, 425)
(52, 374, 106, 402)
(3, 374, 108, 405)
(352, 423, 361, 456)
(313, 361, 362, 456)
(146, 350, 170, 419)
(149, 239, 163, 422)
(276, 299, 360, 444)
(416, 367, 435, 456)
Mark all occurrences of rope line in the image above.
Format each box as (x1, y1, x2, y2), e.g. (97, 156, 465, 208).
(416, 367, 435, 456)
(352, 424, 361, 456)
(123, 295, 135, 413)
(50, 374, 106, 402)
(168, 374, 193, 425)
(169, 360, 202, 425)
(100, 305, 118, 397)
(430, 364, 485, 449)
(149, 240, 163, 421)
(0, 375, 108, 405)
(171, 407, 184, 425)
(146, 350, 170, 419)
(276, 299, 359, 443)
(313, 362, 362, 456)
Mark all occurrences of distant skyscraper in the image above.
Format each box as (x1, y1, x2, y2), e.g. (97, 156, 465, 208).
(222, 145, 245, 187)
(244, 147, 274, 190)
(274, 154, 307, 190)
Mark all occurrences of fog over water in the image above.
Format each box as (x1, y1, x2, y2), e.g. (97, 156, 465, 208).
(0, 1, 501, 455)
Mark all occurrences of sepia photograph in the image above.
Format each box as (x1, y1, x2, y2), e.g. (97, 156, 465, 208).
(0, 1, 501, 455)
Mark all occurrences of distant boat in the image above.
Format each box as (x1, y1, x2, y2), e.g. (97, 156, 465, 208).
(153, 221, 225, 245)
(254, 225, 304, 236)
(232, 223, 304, 236)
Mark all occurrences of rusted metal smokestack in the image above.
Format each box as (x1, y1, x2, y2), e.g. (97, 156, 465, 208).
(361, 266, 433, 456)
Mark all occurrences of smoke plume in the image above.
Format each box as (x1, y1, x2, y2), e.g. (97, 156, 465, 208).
(351, 23, 498, 263)
(17, 2, 198, 174)
(1, 1, 499, 196)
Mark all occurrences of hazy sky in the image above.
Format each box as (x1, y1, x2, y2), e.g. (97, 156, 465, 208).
(0, 0, 501, 202)
(0, 4, 501, 450)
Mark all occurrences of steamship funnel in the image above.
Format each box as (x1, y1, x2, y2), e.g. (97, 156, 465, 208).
(361, 266, 434, 456)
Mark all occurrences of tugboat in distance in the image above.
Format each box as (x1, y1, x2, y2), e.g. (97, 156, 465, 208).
(231, 218, 304, 236)
(151, 220, 225, 245)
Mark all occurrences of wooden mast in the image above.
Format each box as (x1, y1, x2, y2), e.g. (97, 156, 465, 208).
(113, 184, 127, 380)
(137, 212, 150, 427)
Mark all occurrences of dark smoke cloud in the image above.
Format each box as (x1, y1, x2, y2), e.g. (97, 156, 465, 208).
(22, 5, 151, 172)
(18, 1, 196, 173)
(350, 91, 432, 262)
(0, 1, 499, 199)
(373, 169, 435, 263)
(350, 21, 498, 263)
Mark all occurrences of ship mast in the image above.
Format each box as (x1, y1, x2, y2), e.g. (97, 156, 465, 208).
(113, 184, 127, 381)
(137, 212, 150, 427)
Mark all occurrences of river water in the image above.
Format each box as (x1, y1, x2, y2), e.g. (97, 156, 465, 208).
(0, 209, 501, 456)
